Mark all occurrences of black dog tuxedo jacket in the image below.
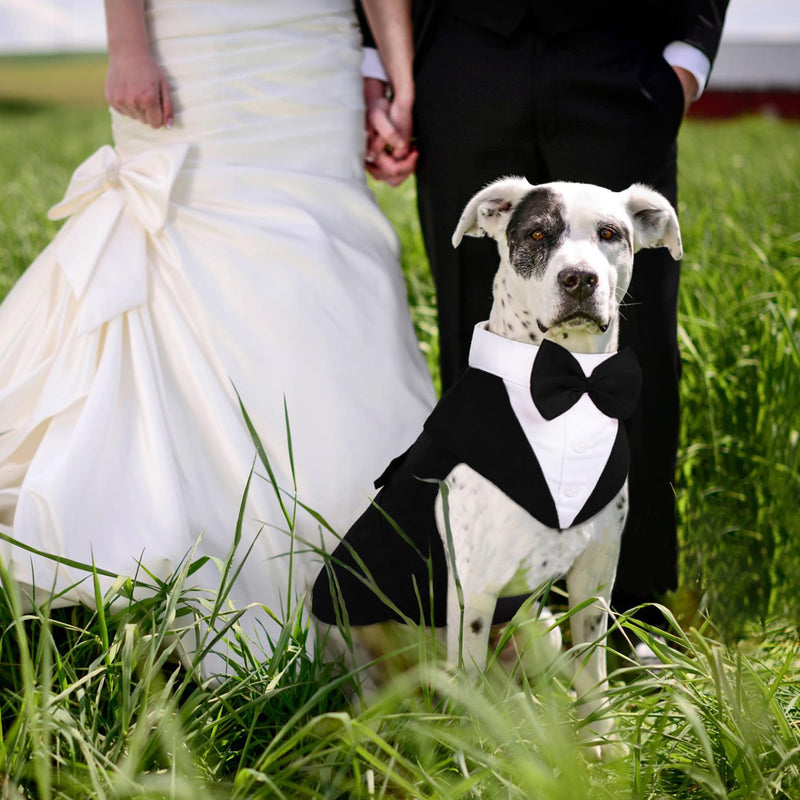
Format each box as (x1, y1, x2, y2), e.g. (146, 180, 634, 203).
(311, 327, 642, 628)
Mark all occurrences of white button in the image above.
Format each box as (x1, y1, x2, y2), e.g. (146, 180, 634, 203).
(563, 484, 581, 499)
(572, 440, 586, 453)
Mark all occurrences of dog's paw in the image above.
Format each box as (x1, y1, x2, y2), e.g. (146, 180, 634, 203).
(579, 724, 629, 762)
(583, 734, 630, 763)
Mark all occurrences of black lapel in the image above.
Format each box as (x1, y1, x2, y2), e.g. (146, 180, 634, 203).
(424, 368, 561, 529)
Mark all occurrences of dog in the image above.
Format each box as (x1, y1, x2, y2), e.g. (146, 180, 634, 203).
(312, 177, 682, 759)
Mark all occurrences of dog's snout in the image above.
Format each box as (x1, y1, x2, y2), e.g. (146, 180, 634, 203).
(558, 267, 598, 300)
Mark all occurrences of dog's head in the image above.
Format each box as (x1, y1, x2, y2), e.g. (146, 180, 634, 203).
(452, 177, 682, 351)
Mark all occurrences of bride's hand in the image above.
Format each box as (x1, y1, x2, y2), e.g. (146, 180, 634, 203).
(105, 43, 174, 129)
(364, 78, 418, 187)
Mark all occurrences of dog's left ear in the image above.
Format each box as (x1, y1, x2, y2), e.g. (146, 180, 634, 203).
(452, 176, 534, 247)
(621, 183, 683, 260)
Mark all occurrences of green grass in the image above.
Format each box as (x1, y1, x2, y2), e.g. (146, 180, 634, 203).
(671, 119, 800, 637)
(1, 58, 800, 797)
(3, 526, 800, 798)
(0, 53, 107, 107)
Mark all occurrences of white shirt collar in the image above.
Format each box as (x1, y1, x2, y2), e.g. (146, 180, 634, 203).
(467, 321, 614, 383)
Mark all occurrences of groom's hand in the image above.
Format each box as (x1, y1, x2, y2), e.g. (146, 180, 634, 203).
(672, 66, 699, 116)
(364, 78, 418, 187)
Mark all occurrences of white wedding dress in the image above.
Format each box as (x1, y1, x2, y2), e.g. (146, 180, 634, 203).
(0, 0, 435, 671)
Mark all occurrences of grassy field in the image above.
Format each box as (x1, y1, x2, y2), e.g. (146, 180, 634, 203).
(0, 54, 107, 108)
(1, 57, 799, 798)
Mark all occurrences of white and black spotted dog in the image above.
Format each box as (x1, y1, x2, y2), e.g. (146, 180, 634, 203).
(312, 177, 682, 758)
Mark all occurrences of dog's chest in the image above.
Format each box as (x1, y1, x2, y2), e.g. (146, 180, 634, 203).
(439, 462, 603, 596)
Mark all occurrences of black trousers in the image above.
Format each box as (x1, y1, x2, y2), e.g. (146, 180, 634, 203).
(413, 15, 686, 600)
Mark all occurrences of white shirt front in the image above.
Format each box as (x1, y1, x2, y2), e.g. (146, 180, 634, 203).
(468, 322, 619, 529)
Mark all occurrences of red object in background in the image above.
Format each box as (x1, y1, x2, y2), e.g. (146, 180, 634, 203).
(690, 90, 800, 119)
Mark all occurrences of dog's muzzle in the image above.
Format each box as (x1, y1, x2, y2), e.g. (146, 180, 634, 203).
(558, 267, 598, 302)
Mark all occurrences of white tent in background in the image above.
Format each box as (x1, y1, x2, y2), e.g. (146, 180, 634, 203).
(710, 0, 800, 89)
(0, 0, 106, 54)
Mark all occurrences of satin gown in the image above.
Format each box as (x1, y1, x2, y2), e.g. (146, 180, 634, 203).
(0, 0, 435, 671)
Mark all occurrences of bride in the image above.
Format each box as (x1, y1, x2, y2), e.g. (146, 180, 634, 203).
(0, 0, 434, 674)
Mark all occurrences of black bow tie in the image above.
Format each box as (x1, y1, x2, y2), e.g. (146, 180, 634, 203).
(530, 339, 642, 420)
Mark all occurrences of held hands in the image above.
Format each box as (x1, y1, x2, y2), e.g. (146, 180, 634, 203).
(364, 77, 418, 187)
(363, 65, 698, 189)
(105, 42, 174, 129)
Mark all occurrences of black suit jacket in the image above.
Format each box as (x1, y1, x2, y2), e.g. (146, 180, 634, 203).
(359, 1, 729, 72)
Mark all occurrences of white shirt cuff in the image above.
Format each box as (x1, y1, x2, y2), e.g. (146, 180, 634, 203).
(362, 47, 388, 83)
(662, 41, 711, 100)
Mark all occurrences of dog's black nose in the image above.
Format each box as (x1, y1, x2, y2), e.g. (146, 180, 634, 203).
(558, 267, 598, 300)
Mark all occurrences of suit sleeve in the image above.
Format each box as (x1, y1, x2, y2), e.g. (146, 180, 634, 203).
(355, 2, 377, 50)
(673, 0, 730, 64)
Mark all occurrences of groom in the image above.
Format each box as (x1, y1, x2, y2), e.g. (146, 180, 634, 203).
(359, 0, 729, 617)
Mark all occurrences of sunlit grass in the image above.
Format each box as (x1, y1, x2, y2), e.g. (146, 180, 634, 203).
(671, 118, 800, 637)
(2, 536, 800, 798)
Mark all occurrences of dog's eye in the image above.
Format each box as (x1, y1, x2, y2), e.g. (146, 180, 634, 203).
(598, 227, 616, 241)
(530, 229, 545, 241)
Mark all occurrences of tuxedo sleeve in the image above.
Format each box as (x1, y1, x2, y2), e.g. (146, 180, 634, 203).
(673, 0, 730, 63)
(354, 2, 376, 50)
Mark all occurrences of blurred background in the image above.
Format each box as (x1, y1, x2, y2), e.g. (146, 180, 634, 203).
(0, 0, 799, 115)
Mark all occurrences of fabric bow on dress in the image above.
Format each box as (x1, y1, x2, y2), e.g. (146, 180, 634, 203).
(529, 339, 642, 421)
(48, 143, 189, 334)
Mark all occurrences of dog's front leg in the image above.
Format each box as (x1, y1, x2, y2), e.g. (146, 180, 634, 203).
(435, 468, 510, 674)
(440, 515, 495, 674)
(437, 465, 553, 675)
(566, 503, 625, 761)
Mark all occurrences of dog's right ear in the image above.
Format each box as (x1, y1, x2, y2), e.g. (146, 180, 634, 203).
(621, 183, 683, 260)
(452, 176, 534, 247)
